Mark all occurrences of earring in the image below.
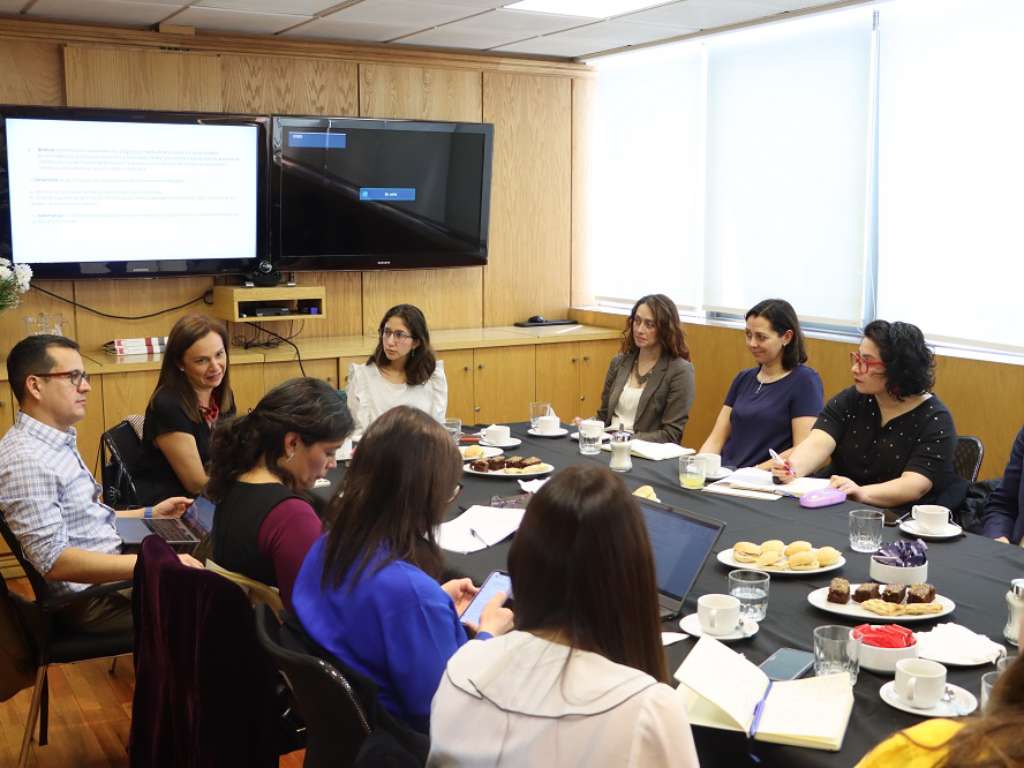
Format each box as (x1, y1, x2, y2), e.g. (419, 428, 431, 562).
(287, 452, 294, 461)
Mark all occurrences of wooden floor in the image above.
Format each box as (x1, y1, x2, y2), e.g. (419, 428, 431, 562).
(1, 578, 305, 767)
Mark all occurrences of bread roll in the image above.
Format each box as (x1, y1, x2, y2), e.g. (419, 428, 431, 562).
(784, 540, 813, 557)
(760, 539, 785, 553)
(816, 546, 841, 566)
(755, 549, 785, 568)
(733, 542, 762, 563)
(787, 550, 820, 570)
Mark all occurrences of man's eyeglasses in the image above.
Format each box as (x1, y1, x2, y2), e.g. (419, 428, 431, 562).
(33, 369, 90, 387)
(381, 328, 414, 342)
(849, 352, 885, 374)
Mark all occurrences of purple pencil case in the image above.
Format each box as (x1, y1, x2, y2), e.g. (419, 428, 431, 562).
(799, 487, 847, 508)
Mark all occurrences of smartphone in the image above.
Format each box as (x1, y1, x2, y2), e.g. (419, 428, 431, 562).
(759, 648, 815, 681)
(460, 570, 512, 627)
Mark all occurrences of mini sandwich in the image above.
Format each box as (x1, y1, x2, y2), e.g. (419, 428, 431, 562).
(462, 445, 484, 460)
(755, 549, 785, 568)
(787, 550, 820, 570)
(760, 539, 785, 553)
(733, 542, 762, 563)
(784, 540, 813, 557)
(816, 546, 842, 567)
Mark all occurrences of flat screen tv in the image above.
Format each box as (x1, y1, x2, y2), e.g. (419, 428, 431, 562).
(0, 105, 268, 279)
(272, 116, 492, 270)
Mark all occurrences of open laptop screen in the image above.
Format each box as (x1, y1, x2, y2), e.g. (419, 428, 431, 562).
(638, 500, 724, 603)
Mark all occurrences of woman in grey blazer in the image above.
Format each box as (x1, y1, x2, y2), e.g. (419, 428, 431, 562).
(594, 294, 695, 444)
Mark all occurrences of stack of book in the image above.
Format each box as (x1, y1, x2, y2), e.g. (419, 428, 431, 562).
(103, 337, 168, 357)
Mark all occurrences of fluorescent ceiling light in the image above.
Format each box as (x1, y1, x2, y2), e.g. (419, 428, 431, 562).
(504, 0, 666, 18)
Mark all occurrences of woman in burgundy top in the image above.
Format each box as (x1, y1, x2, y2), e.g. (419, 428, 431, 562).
(206, 377, 353, 609)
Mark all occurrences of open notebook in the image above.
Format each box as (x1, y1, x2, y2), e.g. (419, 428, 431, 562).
(674, 637, 854, 752)
(707, 467, 830, 498)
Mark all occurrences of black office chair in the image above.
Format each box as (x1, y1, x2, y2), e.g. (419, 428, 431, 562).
(954, 435, 984, 484)
(0, 514, 133, 768)
(100, 417, 144, 508)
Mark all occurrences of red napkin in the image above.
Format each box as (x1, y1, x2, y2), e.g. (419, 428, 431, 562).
(853, 623, 915, 649)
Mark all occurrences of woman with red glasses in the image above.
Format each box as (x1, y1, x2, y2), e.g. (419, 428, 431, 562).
(773, 320, 966, 511)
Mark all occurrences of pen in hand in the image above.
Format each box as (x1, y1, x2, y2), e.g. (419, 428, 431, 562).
(768, 448, 794, 485)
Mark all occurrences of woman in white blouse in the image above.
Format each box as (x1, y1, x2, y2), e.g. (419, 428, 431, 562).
(347, 304, 447, 437)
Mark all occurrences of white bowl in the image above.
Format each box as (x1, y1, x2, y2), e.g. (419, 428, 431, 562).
(869, 558, 928, 586)
(856, 633, 919, 674)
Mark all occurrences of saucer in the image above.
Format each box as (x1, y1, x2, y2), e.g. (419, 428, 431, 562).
(678, 613, 759, 642)
(528, 427, 569, 439)
(879, 681, 977, 717)
(899, 519, 963, 540)
(703, 467, 733, 481)
(570, 431, 612, 442)
(479, 436, 523, 449)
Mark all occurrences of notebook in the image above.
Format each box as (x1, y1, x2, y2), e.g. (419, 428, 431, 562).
(635, 498, 724, 620)
(117, 496, 214, 553)
(674, 637, 854, 751)
(708, 467, 830, 498)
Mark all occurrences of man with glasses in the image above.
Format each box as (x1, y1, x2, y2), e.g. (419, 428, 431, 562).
(0, 335, 199, 633)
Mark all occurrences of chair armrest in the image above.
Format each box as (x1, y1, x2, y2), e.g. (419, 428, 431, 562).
(37, 579, 133, 613)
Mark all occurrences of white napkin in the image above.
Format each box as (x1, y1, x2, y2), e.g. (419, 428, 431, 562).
(661, 632, 688, 647)
(518, 478, 549, 493)
(600, 440, 694, 461)
(915, 623, 1006, 665)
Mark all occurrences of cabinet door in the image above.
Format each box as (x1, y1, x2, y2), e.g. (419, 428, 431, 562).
(0, 381, 13, 433)
(579, 340, 619, 419)
(230, 364, 266, 414)
(338, 356, 365, 391)
(263, 358, 339, 393)
(102, 370, 160, 429)
(77, 376, 107, 475)
(474, 346, 536, 425)
(438, 349, 475, 426)
(534, 342, 580, 422)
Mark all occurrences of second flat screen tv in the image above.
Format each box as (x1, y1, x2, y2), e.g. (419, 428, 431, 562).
(272, 117, 492, 270)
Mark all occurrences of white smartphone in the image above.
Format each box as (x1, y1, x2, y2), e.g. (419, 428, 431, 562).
(460, 570, 512, 627)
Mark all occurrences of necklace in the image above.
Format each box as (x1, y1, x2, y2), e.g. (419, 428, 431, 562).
(633, 357, 655, 386)
(755, 368, 788, 394)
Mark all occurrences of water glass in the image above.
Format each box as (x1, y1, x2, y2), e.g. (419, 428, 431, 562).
(729, 569, 770, 622)
(578, 419, 603, 456)
(443, 418, 462, 443)
(981, 670, 1000, 712)
(997, 654, 1016, 673)
(529, 401, 551, 429)
(849, 509, 885, 552)
(813, 625, 859, 685)
(679, 456, 706, 489)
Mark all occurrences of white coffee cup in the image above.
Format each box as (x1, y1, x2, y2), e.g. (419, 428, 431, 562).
(912, 505, 951, 533)
(697, 594, 741, 636)
(580, 419, 605, 438)
(695, 453, 722, 475)
(484, 424, 511, 444)
(894, 658, 947, 709)
(536, 414, 560, 434)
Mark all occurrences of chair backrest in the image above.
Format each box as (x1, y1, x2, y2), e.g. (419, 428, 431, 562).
(101, 418, 144, 509)
(0, 512, 54, 605)
(954, 435, 985, 483)
(254, 603, 371, 768)
(205, 559, 284, 619)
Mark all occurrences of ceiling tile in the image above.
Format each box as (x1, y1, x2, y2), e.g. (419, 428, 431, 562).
(193, 0, 333, 14)
(397, 8, 586, 49)
(749, 0, 849, 10)
(322, 0, 479, 27)
(495, 18, 693, 56)
(421, 0, 507, 7)
(170, 5, 310, 33)
(622, 0, 784, 30)
(27, 0, 184, 26)
(281, 16, 432, 41)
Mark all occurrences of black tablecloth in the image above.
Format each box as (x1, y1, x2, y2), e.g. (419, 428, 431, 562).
(318, 424, 1024, 768)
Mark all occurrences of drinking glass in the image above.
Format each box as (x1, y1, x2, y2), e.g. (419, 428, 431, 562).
(679, 456, 705, 489)
(997, 655, 1016, 673)
(813, 625, 859, 685)
(981, 670, 1000, 712)
(443, 418, 462, 443)
(578, 419, 603, 456)
(529, 401, 551, 429)
(849, 509, 885, 552)
(729, 569, 770, 622)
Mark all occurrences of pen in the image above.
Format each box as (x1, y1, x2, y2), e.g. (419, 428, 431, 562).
(768, 448, 794, 485)
(469, 527, 489, 549)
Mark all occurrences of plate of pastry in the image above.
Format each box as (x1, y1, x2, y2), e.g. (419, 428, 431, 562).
(464, 456, 554, 478)
(808, 579, 955, 622)
(716, 540, 846, 575)
(459, 445, 504, 462)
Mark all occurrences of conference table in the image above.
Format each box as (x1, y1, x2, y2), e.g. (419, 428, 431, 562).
(321, 424, 1024, 768)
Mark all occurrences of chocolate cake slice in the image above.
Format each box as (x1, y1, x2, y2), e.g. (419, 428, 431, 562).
(882, 584, 907, 604)
(486, 457, 507, 471)
(520, 456, 543, 467)
(906, 583, 936, 604)
(504, 456, 526, 469)
(852, 582, 881, 603)
(470, 460, 489, 472)
(827, 578, 850, 604)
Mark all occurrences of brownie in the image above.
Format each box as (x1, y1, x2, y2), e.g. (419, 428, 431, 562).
(486, 457, 507, 471)
(853, 583, 881, 603)
(504, 456, 525, 469)
(470, 460, 489, 472)
(827, 578, 850, 604)
(882, 584, 907, 604)
(520, 456, 542, 467)
(907, 583, 936, 604)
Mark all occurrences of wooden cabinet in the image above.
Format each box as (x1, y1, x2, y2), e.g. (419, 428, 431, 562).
(228, 364, 266, 415)
(338, 356, 365, 390)
(439, 349, 475, 424)
(535, 339, 618, 422)
(0, 381, 12, 433)
(263, 358, 338, 394)
(473, 346, 536, 425)
(579, 340, 619, 416)
(101, 370, 159, 430)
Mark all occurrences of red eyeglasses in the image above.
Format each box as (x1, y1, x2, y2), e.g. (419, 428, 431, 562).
(849, 352, 885, 373)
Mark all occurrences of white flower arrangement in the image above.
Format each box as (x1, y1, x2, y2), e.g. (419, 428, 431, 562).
(0, 257, 33, 310)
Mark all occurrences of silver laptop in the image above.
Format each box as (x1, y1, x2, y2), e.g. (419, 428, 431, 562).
(116, 496, 214, 552)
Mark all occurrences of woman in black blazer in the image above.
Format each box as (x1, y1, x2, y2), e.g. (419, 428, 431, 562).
(594, 294, 695, 444)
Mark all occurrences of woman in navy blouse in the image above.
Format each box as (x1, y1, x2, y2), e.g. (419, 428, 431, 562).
(774, 320, 965, 510)
(291, 406, 513, 733)
(981, 426, 1024, 545)
(698, 299, 823, 470)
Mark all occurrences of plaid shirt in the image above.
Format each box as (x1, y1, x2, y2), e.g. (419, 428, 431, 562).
(0, 411, 121, 594)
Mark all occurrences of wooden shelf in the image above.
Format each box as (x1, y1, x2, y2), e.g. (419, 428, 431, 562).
(212, 285, 327, 323)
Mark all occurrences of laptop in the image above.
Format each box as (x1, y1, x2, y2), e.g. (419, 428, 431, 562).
(117, 496, 215, 554)
(635, 498, 725, 621)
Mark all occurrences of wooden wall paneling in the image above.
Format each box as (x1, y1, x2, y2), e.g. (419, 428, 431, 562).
(680, 324, 753, 449)
(289, 272, 363, 338)
(534, 342, 578, 423)
(438, 349, 474, 425)
(263, 357, 338, 392)
(474, 345, 535, 425)
(0, 281, 76, 358)
(101, 370, 158, 429)
(64, 46, 223, 111)
(359, 63, 485, 330)
(77, 375, 106, 475)
(578, 339, 618, 417)
(0, 381, 13, 432)
(570, 76, 594, 308)
(229, 362, 265, 414)
(0, 38, 64, 105)
(72, 278, 215, 352)
(221, 54, 358, 114)
(805, 336, 859, 403)
(338, 355, 364, 390)
(483, 72, 572, 327)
